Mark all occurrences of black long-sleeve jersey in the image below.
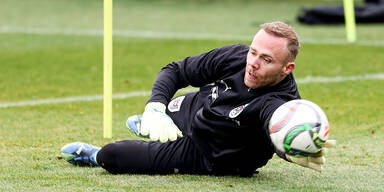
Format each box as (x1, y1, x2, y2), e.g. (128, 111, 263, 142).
(148, 44, 300, 173)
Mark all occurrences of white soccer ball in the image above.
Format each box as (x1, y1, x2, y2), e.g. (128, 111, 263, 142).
(268, 99, 330, 156)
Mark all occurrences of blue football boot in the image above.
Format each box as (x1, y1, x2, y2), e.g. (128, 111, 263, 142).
(60, 142, 100, 167)
(126, 115, 148, 138)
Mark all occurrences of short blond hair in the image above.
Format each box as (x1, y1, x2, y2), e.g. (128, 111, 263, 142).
(260, 21, 300, 62)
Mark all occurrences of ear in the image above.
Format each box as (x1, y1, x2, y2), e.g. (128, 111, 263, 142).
(282, 62, 295, 75)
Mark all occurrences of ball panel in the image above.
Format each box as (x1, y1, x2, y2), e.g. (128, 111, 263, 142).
(269, 103, 299, 133)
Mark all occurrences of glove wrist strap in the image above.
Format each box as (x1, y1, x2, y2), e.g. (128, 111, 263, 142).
(145, 102, 167, 113)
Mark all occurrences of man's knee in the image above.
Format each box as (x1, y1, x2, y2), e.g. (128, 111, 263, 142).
(96, 140, 151, 174)
(97, 143, 120, 174)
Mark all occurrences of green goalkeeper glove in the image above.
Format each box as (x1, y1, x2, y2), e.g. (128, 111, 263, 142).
(287, 140, 336, 172)
(140, 102, 183, 143)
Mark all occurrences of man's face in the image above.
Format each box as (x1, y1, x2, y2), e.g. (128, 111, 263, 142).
(244, 29, 294, 89)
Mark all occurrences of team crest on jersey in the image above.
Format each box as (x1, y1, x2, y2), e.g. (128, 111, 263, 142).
(168, 95, 185, 112)
(229, 103, 249, 118)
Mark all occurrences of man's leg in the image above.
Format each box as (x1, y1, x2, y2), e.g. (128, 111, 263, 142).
(96, 137, 212, 175)
(96, 140, 150, 174)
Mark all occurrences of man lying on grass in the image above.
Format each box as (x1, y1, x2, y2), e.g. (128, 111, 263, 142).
(61, 21, 335, 177)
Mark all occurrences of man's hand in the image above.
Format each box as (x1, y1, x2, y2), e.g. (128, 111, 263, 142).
(140, 102, 183, 143)
(287, 140, 336, 172)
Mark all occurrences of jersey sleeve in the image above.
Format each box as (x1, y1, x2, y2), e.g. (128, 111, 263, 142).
(147, 44, 248, 105)
(259, 95, 293, 161)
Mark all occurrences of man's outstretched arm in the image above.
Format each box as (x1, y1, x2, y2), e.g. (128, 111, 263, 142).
(140, 44, 248, 142)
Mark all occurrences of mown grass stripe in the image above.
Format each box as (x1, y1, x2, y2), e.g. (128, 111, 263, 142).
(1, 26, 384, 46)
(1, 73, 384, 108)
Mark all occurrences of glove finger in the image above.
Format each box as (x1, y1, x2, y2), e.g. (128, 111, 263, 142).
(170, 121, 183, 138)
(169, 120, 183, 138)
(140, 121, 150, 136)
(140, 112, 151, 136)
(149, 123, 160, 142)
(310, 156, 325, 165)
(169, 122, 179, 141)
(323, 140, 337, 148)
(166, 116, 182, 140)
(176, 128, 183, 138)
(288, 156, 307, 167)
(159, 130, 168, 143)
(308, 162, 323, 172)
(311, 140, 335, 157)
(150, 133, 159, 141)
(311, 147, 328, 157)
(158, 121, 169, 142)
(171, 123, 183, 138)
(167, 126, 177, 141)
(311, 150, 323, 157)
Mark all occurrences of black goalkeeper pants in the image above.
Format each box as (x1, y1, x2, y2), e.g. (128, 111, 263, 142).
(96, 137, 212, 175)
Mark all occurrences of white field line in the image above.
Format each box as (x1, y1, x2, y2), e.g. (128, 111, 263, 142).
(1, 26, 384, 46)
(1, 73, 384, 109)
(296, 73, 384, 83)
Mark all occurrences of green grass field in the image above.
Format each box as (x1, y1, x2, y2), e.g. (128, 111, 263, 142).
(1, 0, 384, 191)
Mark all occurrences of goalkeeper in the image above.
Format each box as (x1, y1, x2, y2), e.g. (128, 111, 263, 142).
(61, 21, 335, 176)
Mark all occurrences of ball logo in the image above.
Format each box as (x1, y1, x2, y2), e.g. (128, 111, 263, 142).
(323, 124, 329, 138)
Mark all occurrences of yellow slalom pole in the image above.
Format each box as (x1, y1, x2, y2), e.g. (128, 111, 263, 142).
(103, 0, 113, 138)
(343, 0, 357, 42)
